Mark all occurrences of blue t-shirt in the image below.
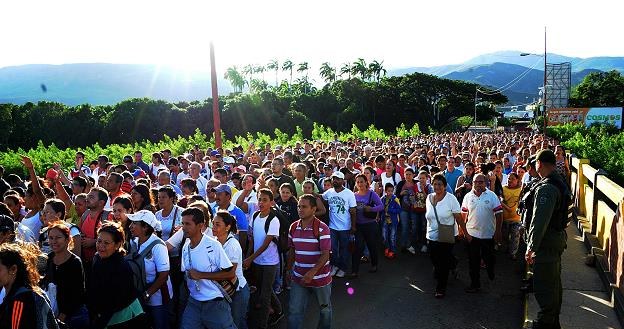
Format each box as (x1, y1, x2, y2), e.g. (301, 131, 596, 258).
(212, 204, 249, 231)
(444, 168, 463, 193)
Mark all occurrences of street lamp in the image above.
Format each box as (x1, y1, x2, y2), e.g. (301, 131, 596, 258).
(520, 26, 547, 134)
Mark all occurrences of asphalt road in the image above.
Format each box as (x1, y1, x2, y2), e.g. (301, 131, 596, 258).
(255, 243, 525, 329)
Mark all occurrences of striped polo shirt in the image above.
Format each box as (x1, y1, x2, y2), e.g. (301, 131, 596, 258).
(288, 218, 332, 287)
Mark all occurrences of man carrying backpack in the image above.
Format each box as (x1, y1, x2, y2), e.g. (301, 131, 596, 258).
(286, 194, 332, 329)
(243, 188, 283, 328)
(525, 149, 568, 329)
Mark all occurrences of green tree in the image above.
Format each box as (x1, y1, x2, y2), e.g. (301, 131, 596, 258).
(351, 58, 369, 80)
(224, 66, 245, 93)
(569, 70, 624, 107)
(319, 62, 336, 85)
(267, 59, 279, 87)
(368, 60, 386, 83)
(243, 64, 255, 91)
(339, 63, 351, 80)
(297, 62, 310, 93)
(282, 59, 294, 88)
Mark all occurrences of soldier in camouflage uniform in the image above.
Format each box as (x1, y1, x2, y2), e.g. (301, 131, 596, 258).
(525, 149, 568, 329)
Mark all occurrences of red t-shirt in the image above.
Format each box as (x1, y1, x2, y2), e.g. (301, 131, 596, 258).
(81, 210, 109, 262)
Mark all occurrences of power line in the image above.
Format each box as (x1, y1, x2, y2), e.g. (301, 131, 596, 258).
(476, 57, 543, 95)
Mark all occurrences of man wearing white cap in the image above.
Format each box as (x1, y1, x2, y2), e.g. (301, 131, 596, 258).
(322, 171, 357, 278)
(127, 210, 173, 329)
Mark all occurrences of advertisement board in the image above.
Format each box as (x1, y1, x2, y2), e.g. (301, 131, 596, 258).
(547, 107, 623, 129)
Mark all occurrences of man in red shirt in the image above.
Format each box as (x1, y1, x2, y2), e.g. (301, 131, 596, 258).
(286, 194, 332, 329)
(80, 187, 111, 271)
(104, 172, 129, 211)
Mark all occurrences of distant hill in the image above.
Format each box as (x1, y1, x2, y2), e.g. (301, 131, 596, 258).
(0, 63, 233, 105)
(1, 51, 623, 106)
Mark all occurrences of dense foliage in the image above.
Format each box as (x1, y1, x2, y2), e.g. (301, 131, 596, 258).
(0, 72, 506, 152)
(0, 123, 417, 177)
(549, 123, 624, 185)
(569, 70, 624, 108)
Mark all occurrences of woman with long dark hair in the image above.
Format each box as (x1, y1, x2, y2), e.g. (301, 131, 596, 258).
(112, 196, 134, 252)
(0, 242, 59, 329)
(130, 184, 156, 213)
(349, 174, 383, 277)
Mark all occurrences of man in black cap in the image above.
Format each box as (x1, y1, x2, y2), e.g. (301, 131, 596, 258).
(525, 149, 568, 329)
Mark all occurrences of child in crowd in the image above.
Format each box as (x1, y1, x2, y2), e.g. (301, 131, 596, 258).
(381, 183, 402, 259)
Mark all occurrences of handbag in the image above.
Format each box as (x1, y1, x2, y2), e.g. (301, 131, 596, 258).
(430, 195, 455, 244)
(363, 191, 378, 219)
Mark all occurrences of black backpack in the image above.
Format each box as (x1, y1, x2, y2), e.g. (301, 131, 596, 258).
(125, 239, 166, 297)
(542, 175, 577, 231)
(252, 207, 291, 253)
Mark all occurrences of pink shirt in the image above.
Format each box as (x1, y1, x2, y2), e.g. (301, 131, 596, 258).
(288, 219, 332, 287)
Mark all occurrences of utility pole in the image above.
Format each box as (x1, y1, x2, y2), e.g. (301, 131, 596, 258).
(210, 42, 222, 148)
(543, 26, 548, 135)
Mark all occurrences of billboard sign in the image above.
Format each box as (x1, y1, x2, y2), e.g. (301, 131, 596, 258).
(547, 107, 623, 129)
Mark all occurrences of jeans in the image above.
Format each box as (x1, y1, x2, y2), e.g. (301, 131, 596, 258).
(330, 229, 351, 272)
(428, 240, 455, 293)
(180, 297, 237, 329)
(146, 304, 170, 329)
(252, 264, 283, 329)
(287, 281, 332, 329)
(352, 222, 379, 273)
(468, 237, 496, 288)
(231, 284, 250, 329)
(399, 210, 417, 248)
(382, 221, 398, 252)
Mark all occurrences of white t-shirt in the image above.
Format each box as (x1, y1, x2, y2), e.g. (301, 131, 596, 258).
(250, 213, 280, 266)
(322, 188, 357, 231)
(181, 235, 233, 302)
(156, 205, 183, 241)
(381, 172, 402, 189)
(17, 223, 36, 243)
(222, 233, 248, 290)
(425, 192, 461, 241)
(195, 177, 209, 198)
(133, 235, 173, 306)
(232, 190, 258, 229)
(22, 212, 42, 238)
(176, 172, 190, 187)
(461, 190, 503, 239)
(149, 163, 168, 178)
(167, 227, 213, 253)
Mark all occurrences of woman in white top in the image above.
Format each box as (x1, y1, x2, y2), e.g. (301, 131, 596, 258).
(155, 186, 183, 242)
(128, 210, 173, 329)
(212, 210, 250, 329)
(381, 161, 402, 189)
(149, 152, 168, 181)
(425, 173, 469, 299)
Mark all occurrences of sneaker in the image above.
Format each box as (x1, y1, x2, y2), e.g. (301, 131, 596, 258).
(335, 270, 346, 278)
(407, 246, 417, 255)
(268, 311, 284, 326)
(331, 266, 339, 276)
(420, 245, 428, 253)
(388, 251, 396, 259)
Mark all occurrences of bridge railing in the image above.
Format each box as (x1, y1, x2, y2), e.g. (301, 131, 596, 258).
(568, 154, 624, 319)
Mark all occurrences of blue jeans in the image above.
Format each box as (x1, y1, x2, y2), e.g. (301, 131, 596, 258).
(382, 221, 398, 252)
(180, 297, 237, 329)
(399, 210, 417, 248)
(146, 304, 170, 329)
(330, 229, 351, 272)
(231, 283, 250, 329)
(287, 281, 332, 329)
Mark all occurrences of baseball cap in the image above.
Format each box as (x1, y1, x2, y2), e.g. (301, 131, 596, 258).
(210, 150, 220, 156)
(127, 210, 160, 230)
(235, 165, 247, 173)
(331, 171, 345, 179)
(535, 149, 556, 165)
(0, 215, 15, 232)
(214, 184, 232, 195)
(223, 156, 235, 164)
(46, 168, 58, 180)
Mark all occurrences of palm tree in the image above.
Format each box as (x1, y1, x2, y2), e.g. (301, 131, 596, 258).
(282, 59, 294, 87)
(224, 66, 245, 93)
(368, 60, 386, 83)
(339, 63, 351, 80)
(267, 59, 279, 86)
(319, 62, 336, 85)
(243, 64, 255, 91)
(351, 58, 369, 80)
(297, 62, 310, 93)
(254, 64, 266, 83)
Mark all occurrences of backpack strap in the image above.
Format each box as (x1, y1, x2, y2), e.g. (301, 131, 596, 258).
(136, 239, 166, 258)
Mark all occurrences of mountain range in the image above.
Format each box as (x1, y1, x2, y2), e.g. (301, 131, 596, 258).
(0, 50, 623, 106)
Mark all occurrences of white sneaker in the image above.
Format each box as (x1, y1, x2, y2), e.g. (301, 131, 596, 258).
(335, 270, 346, 278)
(420, 245, 428, 253)
(331, 266, 339, 276)
(407, 246, 417, 255)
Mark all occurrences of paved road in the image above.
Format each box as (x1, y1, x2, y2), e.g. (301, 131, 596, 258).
(253, 243, 525, 329)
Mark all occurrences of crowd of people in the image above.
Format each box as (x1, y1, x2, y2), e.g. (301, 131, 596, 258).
(0, 130, 572, 329)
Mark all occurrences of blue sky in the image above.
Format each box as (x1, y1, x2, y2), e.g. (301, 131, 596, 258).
(1, 0, 622, 70)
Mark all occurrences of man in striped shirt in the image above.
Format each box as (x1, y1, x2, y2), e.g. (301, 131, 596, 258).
(286, 194, 332, 329)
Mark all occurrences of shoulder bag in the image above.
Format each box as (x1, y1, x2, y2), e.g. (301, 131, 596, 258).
(430, 195, 455, 244)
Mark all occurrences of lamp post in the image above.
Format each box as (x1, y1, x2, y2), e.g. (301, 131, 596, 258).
(521, 26, 547, 135)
